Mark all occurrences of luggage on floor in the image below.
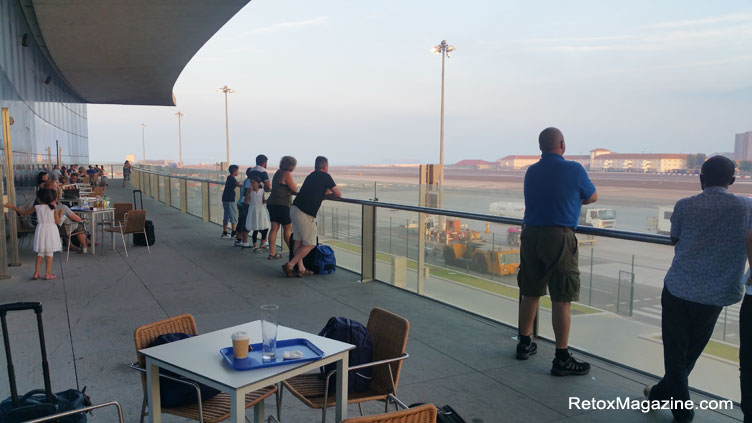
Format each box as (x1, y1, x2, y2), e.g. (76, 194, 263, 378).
(409, 404, 467, 423)
(288, 234, 336, 274)
(132, 190, 155, 246)
(0, 302, 91, 423)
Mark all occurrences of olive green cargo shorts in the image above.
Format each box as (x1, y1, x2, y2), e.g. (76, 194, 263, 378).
(517, 226, 580, 302)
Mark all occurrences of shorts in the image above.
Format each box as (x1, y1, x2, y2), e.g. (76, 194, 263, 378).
(223, 201, 238, 225)
(124, 173, 131, 181)
(267, 205, 291, 226)
(236, 203, 249, 233)
(290, 205, 317, 246)
(517, 226, 580, 302)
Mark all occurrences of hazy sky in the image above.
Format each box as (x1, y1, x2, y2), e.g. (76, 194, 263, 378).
(88, 0, 752, 165)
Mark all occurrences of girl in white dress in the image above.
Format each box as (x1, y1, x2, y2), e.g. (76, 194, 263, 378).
(245, 177, 271, 252)
(5, 189, 63, 280)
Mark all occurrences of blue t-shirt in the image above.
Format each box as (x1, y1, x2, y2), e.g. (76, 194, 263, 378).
(522, 153, 596, 228)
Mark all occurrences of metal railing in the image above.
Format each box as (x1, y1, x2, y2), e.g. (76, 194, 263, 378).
(129, 166, 747, 404)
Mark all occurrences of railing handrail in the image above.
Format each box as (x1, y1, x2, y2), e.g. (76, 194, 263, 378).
(132, 166, 673, 246)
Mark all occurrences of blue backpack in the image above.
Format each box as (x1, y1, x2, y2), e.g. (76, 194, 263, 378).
(310, 245, 336, 274)
(318, 317, 373, 393)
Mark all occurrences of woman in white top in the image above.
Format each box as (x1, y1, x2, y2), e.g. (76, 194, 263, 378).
(5, 189, 63, 280)
(245, 177, 271, 252)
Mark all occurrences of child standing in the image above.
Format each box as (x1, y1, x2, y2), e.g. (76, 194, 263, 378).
(245, 177, 270, 252)
(5, 189, 63, 280)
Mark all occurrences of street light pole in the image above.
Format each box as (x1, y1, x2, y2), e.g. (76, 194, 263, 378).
(175, 111, 184, 166)
(217, 85, 235, 165)
(431, 40, 455, 188)
(140, 123, 146, 162)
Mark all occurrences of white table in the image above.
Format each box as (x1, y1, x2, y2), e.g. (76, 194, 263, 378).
(139, 321, 355, 423)
(70, 208, 114, 255)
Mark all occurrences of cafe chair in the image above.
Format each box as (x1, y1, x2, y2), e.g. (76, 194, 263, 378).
(91, 186, 104, 197)
(280, 308, 410, 423)
(341, 403, 437, 423)
(104, 209, 149, 257)
(14, 215, 35, 249)
(131, 314, 279, 423)
(99, 202, 132, 232)
(63, 219, 89, 262)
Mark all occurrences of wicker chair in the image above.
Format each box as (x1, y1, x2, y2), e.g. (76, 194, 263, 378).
(281, 308, 410, 423)
(103, 209, 149, 256)
(99, 202, 132, 233)
(341, 404, 437, 423)
(131, 314, 278, 423)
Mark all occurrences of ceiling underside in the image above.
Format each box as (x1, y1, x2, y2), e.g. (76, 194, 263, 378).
(29, 0, 249, 105)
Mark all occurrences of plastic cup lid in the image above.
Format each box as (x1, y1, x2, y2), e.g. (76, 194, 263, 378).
(232, 331, 249, 341)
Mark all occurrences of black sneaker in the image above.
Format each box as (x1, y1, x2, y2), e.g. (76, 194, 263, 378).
(516, 341, 537, 360)
(221, 232, 231, 239)
(551, 354, 590, 376)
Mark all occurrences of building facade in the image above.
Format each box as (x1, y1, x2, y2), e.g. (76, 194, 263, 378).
(496, 154, 590, 170)
(1, 0, 88, 187)
(589, 153, 687, 172)
(735, 132, 752, 161)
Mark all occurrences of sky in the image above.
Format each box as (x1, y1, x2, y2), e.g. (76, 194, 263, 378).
(88, 0, 752, 165)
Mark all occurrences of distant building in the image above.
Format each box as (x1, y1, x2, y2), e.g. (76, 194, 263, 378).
(126, 154, 136, 163)
(496, 154, 590, 170)
(453, 160, 494, 169)
(735, 132, 752, 161)
(590, 153, 687, 172)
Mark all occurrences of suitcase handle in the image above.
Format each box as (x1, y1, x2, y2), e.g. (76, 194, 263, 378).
(0, 302, 42, 316)
(0, 302, 54, 406)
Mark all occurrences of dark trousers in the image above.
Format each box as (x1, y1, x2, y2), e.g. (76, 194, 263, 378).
(741, 295, 752, 422)
(649, 287, 722, 422)
(252, 229, 268, 244)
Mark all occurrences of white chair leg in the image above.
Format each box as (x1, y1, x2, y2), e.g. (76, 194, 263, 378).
(66, 232, 71, 263)
(144, 229, 150, 254)
(121, 228, 128, 257)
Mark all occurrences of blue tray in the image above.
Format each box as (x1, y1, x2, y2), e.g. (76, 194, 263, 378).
(220, 338, 324, 371)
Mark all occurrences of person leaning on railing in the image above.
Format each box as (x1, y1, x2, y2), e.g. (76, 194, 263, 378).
(282, 156, 341, 277)
(515, 127, 597, 377)
(644, 156, 752, 423)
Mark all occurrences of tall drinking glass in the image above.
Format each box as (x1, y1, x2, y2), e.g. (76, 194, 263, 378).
(261, 304, 279, 361)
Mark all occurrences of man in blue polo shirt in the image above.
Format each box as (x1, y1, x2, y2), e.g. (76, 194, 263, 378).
(516, 127, 598, 377)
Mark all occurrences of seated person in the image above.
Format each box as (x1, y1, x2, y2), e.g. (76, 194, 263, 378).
(56, 203, 90, 252)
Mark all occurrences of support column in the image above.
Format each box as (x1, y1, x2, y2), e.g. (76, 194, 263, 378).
(360, 204, 376, 283)
(165, 177, 172, 208)
(180, 179, 188, 214)
(1, 108, 20, 267)
(201, 182, 210, 222)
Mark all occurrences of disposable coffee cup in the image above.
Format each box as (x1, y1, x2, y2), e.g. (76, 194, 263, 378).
(231, 331, 250, 359)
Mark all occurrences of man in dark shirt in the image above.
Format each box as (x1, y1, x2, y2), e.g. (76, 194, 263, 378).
(283, 156, 341, 277)
(516, 127, 598, 377)
(221, 164, 241, 239)
(247, 155, 271, 192)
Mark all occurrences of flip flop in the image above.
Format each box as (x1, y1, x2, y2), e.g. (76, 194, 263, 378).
(267, 253, 282, 260)
(31, 274, 40, 280)
(44, 274, 57, 280)
(297, 270, 314, 278)
(281, 264, 294, 277)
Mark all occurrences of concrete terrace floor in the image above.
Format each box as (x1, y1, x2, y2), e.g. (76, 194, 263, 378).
(0, 182, 744, 423)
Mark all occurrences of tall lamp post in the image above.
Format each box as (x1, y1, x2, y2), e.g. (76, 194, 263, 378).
(175, 111, 184, 166)
(140, 123, 146, 162)
(217, 85, 235, 165)
(431, 40, 455, 189)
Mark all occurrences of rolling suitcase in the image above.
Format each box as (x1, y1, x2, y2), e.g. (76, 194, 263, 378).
(132, 190, 155, 246)
(0, 302, 90, 423)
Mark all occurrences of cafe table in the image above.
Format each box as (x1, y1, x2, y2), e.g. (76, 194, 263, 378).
(69, 207, 114, 254)
(139, 321, 355, 423)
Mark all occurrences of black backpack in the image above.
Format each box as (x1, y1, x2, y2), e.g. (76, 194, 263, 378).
(149, 334, 221, 407)
(318, 317, 374, 393)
